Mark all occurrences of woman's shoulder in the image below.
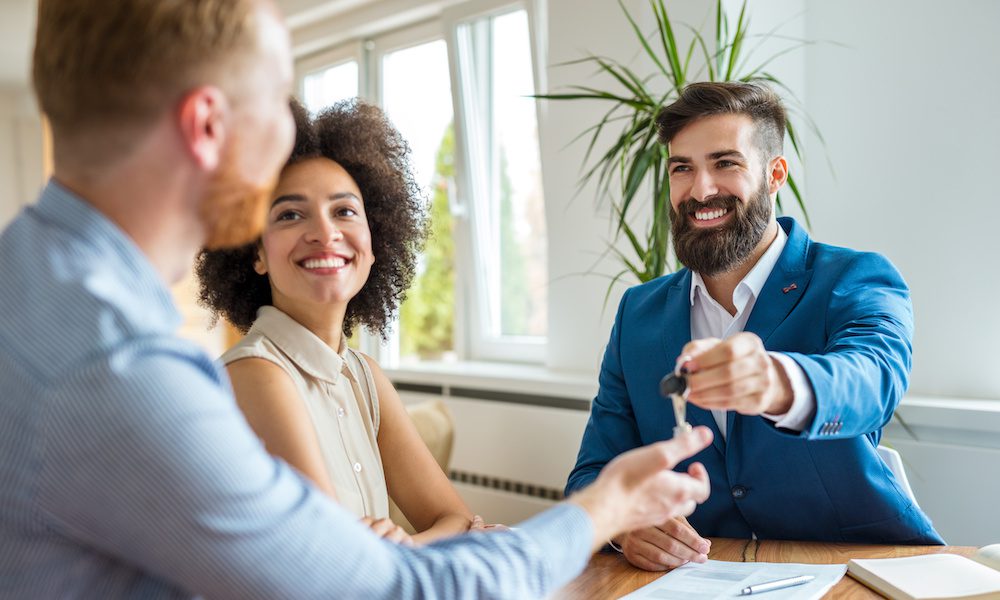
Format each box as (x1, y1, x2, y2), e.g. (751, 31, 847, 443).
(345, 347, 396, 390)
(345, 347, 379, 372)
(220, 327, 282, 365)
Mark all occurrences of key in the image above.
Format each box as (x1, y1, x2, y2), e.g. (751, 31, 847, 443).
(660, 365, 692, 437)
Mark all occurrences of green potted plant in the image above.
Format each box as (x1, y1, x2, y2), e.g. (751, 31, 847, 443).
(538, 0, 826, 302)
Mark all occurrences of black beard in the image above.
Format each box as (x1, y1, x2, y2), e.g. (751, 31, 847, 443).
(669, 179, 773, 276)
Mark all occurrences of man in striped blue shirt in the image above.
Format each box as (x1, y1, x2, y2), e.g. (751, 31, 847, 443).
(0, 1, 713, 598)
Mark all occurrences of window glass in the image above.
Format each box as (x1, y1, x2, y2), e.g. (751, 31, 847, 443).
(382, 40, 457, 361)
(491, 10, 547, 338)
(303, 61, 359, 113)
(456, 8, 548, 343)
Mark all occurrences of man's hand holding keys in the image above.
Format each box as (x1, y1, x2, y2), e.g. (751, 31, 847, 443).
(678, 332, 793, 417)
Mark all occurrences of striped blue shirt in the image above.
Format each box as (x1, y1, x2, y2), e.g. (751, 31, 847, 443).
(0, 181, 593, 599)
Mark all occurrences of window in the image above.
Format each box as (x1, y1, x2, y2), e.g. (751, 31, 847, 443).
(302, 60, 359, 112)
(297, 45, 363, 113)
(376, 33, 458, 362)
(451, 5, 548, 361)
(292, 1, 548, 365)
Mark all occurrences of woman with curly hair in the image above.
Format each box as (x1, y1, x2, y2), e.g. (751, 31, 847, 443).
(196, 98, 477, 545)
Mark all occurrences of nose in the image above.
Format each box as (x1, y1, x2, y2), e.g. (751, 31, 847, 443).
(305, 215, 343, 244)
(689, 169, 719, 202)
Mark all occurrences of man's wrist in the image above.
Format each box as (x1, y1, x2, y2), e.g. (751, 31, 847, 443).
(567, 486, 617, 550)
(766, 355, 794, 415)
(763, 352, 817, 432)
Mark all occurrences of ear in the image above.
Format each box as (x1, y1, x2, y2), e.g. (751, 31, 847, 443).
(767, 155, 789, 194)
(177, 86, 229, 172)
(253, 244, 268, 275)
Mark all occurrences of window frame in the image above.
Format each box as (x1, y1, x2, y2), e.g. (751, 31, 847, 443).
(444, 0, 548, 363)
(295, 42, 367, 104)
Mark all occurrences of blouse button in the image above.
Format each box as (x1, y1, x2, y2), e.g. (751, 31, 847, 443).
(337, 407, 346, 418)
(353, 462, 362, 473)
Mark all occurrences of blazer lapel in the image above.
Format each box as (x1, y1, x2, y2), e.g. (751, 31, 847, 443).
(732, 218, 813, 443)
(660, 270, 726, 456)
(744, 218, 813, 345)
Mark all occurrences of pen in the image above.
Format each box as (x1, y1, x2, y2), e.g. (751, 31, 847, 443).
(739, 574, 814, 595)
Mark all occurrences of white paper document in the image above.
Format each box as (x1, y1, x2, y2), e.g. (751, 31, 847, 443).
(619, 559, 847, 600)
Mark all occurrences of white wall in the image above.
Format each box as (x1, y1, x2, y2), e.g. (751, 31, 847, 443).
(798, 0, 1000, 400)
(0, 88, 43, 227)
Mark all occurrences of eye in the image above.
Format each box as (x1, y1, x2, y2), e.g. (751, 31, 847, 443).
(716, 160, 738, 168)
(669, 165, 691, 175)
(274, 209, 303, 222)
(335, 206, 359, 218)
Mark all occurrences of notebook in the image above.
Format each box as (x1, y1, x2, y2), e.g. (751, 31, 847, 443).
(847, 544, 1000, 600)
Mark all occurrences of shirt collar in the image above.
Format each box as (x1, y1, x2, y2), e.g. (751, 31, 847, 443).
(689, 223, 788, 308)
(248, 305, 351, 384)
(35, 179, 182, 333)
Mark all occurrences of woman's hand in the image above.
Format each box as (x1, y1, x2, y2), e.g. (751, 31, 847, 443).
(361, 516, 415, 546)
(469, 515, 511, 532)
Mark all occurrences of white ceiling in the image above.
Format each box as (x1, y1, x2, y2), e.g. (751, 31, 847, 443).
(276, 0, 376, 28)
(0, 0, 370, 88)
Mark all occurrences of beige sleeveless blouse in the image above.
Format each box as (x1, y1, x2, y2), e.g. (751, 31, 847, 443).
(221, 306, 389, 519)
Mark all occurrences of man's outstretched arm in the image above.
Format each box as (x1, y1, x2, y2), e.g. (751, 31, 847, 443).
(39, 344, 712, 599)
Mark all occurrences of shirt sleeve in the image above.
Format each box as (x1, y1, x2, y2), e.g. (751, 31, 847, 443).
(36, 340, 593, 599)
(761, 351, 817, 432)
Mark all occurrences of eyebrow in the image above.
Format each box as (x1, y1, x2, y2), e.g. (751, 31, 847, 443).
(270, 192, 361, 208)
(666, 150, 747, 167)
(708, 149, 747, 161)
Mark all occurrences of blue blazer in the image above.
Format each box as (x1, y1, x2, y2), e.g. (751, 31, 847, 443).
(567, 217, 943, 544)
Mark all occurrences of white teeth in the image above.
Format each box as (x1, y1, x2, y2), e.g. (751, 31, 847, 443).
(302, 257, 346, 269)
(695, 208, 728, 221)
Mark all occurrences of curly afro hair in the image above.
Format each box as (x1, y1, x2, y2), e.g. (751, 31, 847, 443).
(195, 98, 427, 338)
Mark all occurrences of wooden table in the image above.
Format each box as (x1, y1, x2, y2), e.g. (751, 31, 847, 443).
(553, 538, 976, 599)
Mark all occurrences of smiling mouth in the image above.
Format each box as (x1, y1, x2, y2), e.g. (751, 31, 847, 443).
(691, 207, 731, 223)
(300, 257, 349, 269)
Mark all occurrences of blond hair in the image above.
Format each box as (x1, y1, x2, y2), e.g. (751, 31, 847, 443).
(33, 0, 259, 155)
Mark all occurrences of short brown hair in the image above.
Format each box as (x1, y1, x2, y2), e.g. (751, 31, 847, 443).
(656, 82, 786, 159)
(33, 0, 258, 152)
(196, 98, 427, 338)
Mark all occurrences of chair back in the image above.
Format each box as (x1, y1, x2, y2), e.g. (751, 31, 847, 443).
(877, 445, 919, 506)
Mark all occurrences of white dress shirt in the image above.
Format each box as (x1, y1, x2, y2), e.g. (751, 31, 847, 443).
(688, 224, 816, 439)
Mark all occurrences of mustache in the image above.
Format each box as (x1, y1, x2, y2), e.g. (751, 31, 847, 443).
(675, 195, 740, 216)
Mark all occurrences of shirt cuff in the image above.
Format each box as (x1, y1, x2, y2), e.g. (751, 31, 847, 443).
(762, 352, 816, 432)
(515, 503, 595, 591)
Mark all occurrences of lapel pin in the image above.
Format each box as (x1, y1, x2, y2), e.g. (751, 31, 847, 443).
(782, 283, 798, 294)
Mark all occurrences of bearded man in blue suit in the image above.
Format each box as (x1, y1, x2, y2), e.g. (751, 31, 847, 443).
(565, 81, 943, 572)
